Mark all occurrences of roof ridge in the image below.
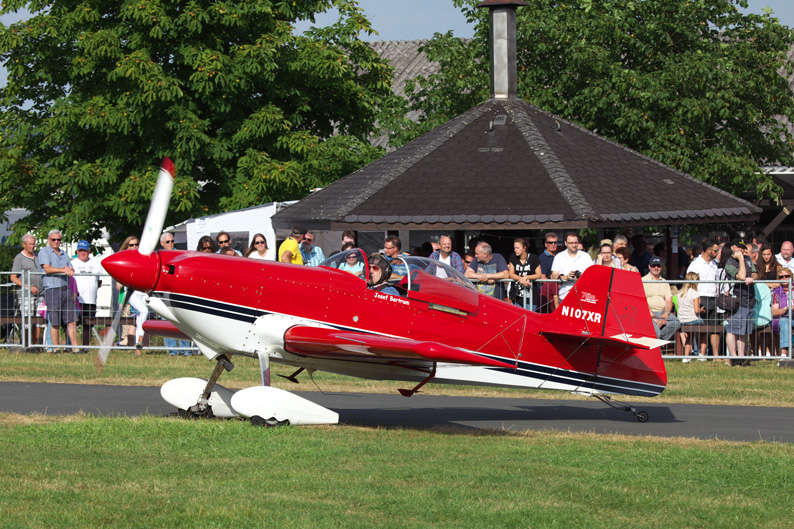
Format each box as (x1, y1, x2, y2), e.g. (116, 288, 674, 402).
(511, 99, 761, 213)
(504, 99, 598, 220)
(338, 103, 493, 217)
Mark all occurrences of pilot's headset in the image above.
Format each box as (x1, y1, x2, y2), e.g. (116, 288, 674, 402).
(368, 253, 392, 287)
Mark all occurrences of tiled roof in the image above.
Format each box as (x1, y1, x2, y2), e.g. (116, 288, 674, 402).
(367, 40, 439, 98)
(272, 97, 760, 230)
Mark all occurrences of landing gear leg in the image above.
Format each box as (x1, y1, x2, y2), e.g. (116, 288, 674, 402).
(278, 367, 305, 384)
(593, 394, 649, 423)
(398, 364, 436, 397)
(185, 354, 234, 418)
(256, 350, 270, 387)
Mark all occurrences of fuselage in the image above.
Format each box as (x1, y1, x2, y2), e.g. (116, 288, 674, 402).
(104, 250, 667, 397)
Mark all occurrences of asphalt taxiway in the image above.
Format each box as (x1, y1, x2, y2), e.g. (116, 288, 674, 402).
(2, 381, 794, 442)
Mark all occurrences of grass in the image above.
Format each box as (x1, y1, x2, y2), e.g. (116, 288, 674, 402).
(0, 416, 792, 529)
(2, 348, 794, 407)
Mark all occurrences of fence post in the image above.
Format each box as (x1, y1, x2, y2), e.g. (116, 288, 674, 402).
(21, 270, 28, 348)
(786, 277, 794, 358)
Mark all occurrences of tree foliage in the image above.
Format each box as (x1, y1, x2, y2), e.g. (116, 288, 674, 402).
(388, 0, 794, 201)
(0, 0, 392, 243)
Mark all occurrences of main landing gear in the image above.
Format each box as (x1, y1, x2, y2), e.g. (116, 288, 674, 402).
(593, 394, 649, 423)
(185, 354, 234, 418)
(398, 364, 436, 397)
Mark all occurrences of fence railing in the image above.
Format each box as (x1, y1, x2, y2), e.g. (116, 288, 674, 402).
(474, 276, 792, 361)
(2, 270, 789, 361)
(1, 271, 195, 354)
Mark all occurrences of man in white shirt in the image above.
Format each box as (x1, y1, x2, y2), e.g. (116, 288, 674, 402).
(776, 241, 794, 273)
(71, 240, 105, 346)
(551, 232, 593, 301)
(686, 239, 721, 356)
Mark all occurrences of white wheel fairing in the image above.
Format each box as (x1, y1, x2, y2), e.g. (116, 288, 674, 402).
(230, 386, 339, 425)
(160, 377, 237, 418)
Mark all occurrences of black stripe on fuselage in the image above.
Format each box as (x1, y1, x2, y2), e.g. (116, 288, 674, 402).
(487, 366, 661, 397)
(150, 291, 661, 396)
(477, 352, 664, 396)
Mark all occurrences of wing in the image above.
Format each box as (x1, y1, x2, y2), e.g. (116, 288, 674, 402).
(284, 326, 513, 368)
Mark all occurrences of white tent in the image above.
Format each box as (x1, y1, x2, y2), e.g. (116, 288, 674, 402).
(165, 201, 296, 257)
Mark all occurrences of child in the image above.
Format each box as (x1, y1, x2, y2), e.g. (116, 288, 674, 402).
(677, 272, 706, 360)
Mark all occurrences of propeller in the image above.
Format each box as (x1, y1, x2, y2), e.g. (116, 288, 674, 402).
(96, 158, 175, 371)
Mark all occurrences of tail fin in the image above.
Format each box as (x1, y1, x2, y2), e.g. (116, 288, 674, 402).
(545, 265, 667, 395)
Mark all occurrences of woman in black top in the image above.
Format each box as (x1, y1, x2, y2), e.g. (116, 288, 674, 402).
(508, 238, 542, 310)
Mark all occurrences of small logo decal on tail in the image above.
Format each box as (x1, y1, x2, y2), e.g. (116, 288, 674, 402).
(580, 291, 598, 305)
(560, 306, 602, 323)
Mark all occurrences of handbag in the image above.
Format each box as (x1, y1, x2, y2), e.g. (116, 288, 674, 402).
(717, 292, 739, 313)
(717, 269, 739, 313)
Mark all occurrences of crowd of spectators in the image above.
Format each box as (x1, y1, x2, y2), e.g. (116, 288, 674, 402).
(8, 226, 794, 363)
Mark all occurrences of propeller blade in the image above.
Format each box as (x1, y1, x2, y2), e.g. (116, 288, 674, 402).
(98, 157, 173, 371)
(138, 157, 175, 256)
(95, 287, 132, 372)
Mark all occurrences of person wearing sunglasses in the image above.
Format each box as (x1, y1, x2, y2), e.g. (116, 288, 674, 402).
(367, 253, 399, 296)
(196, 235, 217, 253)
(244, 233, 271, 260)
(299, 230, 325, 267)
(159, 232, 176, 250)
(38, 229, 80, 350)
(216, 231, 242, 256)
(115, 236, 148, 352)
(771, 266, 794, 358)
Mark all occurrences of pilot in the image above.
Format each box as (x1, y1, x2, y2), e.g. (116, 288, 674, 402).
(368, 253, 400, 296)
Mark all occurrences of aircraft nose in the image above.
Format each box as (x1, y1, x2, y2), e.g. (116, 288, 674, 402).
(102, 250, 161, 291)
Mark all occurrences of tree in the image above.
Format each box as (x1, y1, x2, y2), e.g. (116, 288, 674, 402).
(390, 0, 794, 201)
(0, 0, 392, 243)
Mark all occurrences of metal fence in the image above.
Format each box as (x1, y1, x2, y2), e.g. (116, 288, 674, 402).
(1, 270, 195, 354)
(3, 270, 790, 362)
(481, 277, 793, 361)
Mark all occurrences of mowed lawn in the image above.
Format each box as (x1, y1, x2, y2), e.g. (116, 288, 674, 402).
(1, 416, 793, 529)
(2, 349, 794, 528)
(2, 348, 794, 407)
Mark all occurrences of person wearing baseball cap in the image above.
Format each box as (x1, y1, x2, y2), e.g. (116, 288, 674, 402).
(71, 240, 105, 349)
(642, 255, 680, 343)
(278, 226, 305, 265)
(723, 239, 757, 365)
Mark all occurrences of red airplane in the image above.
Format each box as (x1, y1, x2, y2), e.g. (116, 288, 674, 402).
(101, 159, 668, 425)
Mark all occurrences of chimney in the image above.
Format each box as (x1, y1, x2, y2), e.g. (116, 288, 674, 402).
(477, 0, 527, 100)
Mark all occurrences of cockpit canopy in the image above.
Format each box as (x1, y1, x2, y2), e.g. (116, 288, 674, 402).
(321, 249, 479, 314)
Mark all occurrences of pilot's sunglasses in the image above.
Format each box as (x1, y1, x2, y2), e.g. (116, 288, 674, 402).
(254, 240, 265, 245)
(50, 238, 61, 242)
(218, 239, 230, 244)
(129, 243, 139, 248)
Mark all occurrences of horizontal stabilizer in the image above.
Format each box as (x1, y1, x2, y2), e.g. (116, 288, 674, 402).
(284, 326, 513, 368)
(143, 320, 190, 340)
(543, 329, 670, 350)
(608, 334, 670, 350)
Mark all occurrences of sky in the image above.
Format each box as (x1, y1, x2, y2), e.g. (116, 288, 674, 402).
(1, 0, 793, 85)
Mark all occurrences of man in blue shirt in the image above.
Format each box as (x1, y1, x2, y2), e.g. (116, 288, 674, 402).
(428, 234, 465, 275)
(300, 231, 326, 266)
(465, 241, 509, 300)
(38, 229, 79, 349)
